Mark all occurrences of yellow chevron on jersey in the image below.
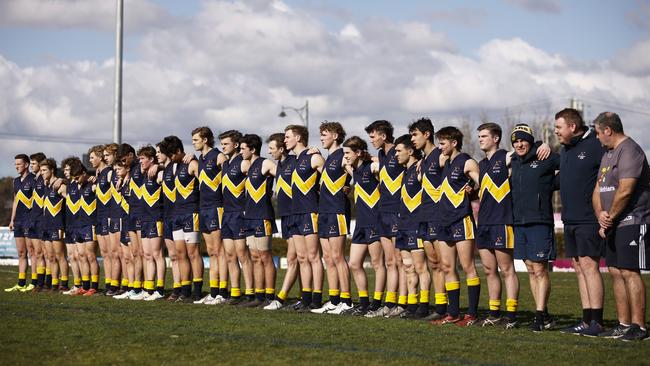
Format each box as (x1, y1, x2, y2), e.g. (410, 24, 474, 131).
(199, 170, 221, 192)
(80, 198, 96, 216)
(142, 187, 161, 207)
(422, 174, 442, 203)
(32, 190, 44, 208)
(175, 177, 196, 199)
(401, 185, 422, 213)
(245, 178, 267, 203)
(111, 186, 122, 205)
(441, 178, 466, 208)
(275, 175, 292, 198)
(96, 186, 112, 205)
(479, 174, 510, 203)
(354, 185, 380, 208)
(380, 167, 403, 195)
(15, 190, 33, 209)
(162, 182, 176, 202)
(121, 197, 129, 214)
(44, 197, 63, 216)
(320, 169, 346, 196)
(129, 179, 143, 199)
(222, 174, 245, 197)
(66, 196, 81, 215)
(292, 170, 317, 195)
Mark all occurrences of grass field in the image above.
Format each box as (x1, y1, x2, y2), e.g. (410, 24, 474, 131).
(1, 266, 649, 366)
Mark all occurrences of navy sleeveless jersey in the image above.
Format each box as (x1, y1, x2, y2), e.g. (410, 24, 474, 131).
(78, 181, 97, 227)
(378, 146, 404, 212)
(291, 150, 319, 214)
(198, 148, 223, 209)
(13, 173, 34, 221)
(162, 163, 177, 219)
(30, 174, 45, 221)
(478, 149, 513, 225)
(128, 162, 144, 217)
(66, 180, 81, 227)
(439, 153, 473, 225)
(96, 167, 114, 219)
(275, 155, 295, 217)
(174, 162, 199, 214)
(319, 148, 350, 214)
(222, 154, 246, 213)
(353, 160, 380, 228)
(43, 183, 65, 230)
(141, 174, 162, 222)
(399, 163, 422, 230)
(120, 179, 130, 218)
(109, 170, 123, 219)
(244, 157, 275, 220)
(420, 147, 444, 222)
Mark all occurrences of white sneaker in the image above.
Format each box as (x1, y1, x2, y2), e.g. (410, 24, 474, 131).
(194, 294, 215, 304)
(311, 301, 337, 314)
(204, 295, 219, 305)
(214, 295, 227, 304)
(264, 299, 284, 310)
(129, 291, 149, 300)
(62, 286, 78, 295)
(385, 305, 406, 318)
(144, 292, 164, 301)
(329, 302, 353, 315)
(365, 305, 390, 318)
(113, 290, 133, 299)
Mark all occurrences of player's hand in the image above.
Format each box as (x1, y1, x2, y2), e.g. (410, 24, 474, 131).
(598, 211, 612, 229)
(87, 176, 96, 184)
(53, 179, 62, 190)
(465, 185, 474, 195)
(536, 143, 551, 160)
(182, 153, 195, 164)
(9, 221, 14, 231)
(416, 159, 423, 174)
(307, 146, 321, 155)
(598, 226, 607, 239)
(148, 165, 159, 179)
(343, 186, 351, 195)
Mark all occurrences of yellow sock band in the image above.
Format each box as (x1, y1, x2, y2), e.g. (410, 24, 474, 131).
(328, 289, 340, 297)
(373, 291, 383, 301)
(386, 291, 397, 303)
(181, 280, 191, 286)
(46, 268, 51, 275)
(173, 282, 181, 289)
(52, 279, 59, 285)
(60, 276, 68, 281)
(358, 290, 369, 298)
(144, 280, 154, 290)
(37, 267, 45, 274)
(31, 273, 38, 280)
(18, 272, 26, 280)
(445, 281, 460, 291)
(219, 280, 228, 289)
(255, 288, 264, 294)
(121, 279, 129, 286)
(210, 280, 218, 288)
(302, 288, 312, 293)
(420, 290, 430, 303)
(489, 299, 501, 311)
(435, 292, 448, 305)
(278, 290, 287, 301)
(231, 287, 241, 297)
(506, 298, 518, 312)
(245, 288, 254, 295)
(313, 289, 322, 294)
(265, 288, 274, 295)
(466, 277, 480, 286)
(111, 279, 119, 286)
(82, 276, 90, 281)
(341, 291, 351, 299)
(398, 295, 407, 305)
(133, 281, 141, 289)
(91, 275, 98, 282)
(74, 279, 81, 286)
(192, 278, 202, 283)
(156, 279, 164, 287)
(407, 293, 418, 305)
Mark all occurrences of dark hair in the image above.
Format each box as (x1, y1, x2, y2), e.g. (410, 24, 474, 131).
(395, 134, 421, 159)
(14, 154, 29, 164)
(320, 121, 346, 145)
(364, 120, 394, 143)
(137, 145, 157, 160)
(343, 136, 372, 162)
(61, 156, 81, 170)
(240, 134, 263, 156)
(70, 162, 88, 177)
(285, 124, 309, 145)
(593, 112, 624, 134)
(267, 133, 286, 151)
(435, 126, 464, 150)
(158, 135, 184, 156)
(39, 158, 57, 172)
(116, 143, 136, 160)
(408, 118, 435, 142)
(192, 126, 215, 148)
(29, 152, 46, 163)
(555, 108, 585, 131)
(477, 122, 503, 145)
(218, 130, 242, 143)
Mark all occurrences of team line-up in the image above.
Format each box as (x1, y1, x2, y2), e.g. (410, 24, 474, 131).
(5, 108, 650, 341)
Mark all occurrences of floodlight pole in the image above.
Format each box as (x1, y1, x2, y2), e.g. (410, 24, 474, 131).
(113, 0, 123, 144)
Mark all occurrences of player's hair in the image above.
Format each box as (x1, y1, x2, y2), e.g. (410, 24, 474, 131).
(219, 130, 242, 143)
(29, 152, 46, 163)
(320, 121, 346, 145)
(14, 154, 30, 164)
(61, 156, 81, 170)
(267, 133, 286, 151)
(88, 145, 105, 161)
(39, 158, 57, 172)
(70, 162, 88, 177)
(285, 124, 309, 145)
(137, 145, 157, 160)
(104, 143, 119, 157)
(555, 108, 586, 131)
(240, 134, 262, 156)
(343, 136, 372, 162)
(408, 118, 435, 142)
(435, 126, 464, 151)
(158, 135, 184, 156)
(364, 120, 394, 143)
(395, 134, 421, 159)
(477, 122, 503, 145)
(192, 126, 215, 148)
(593, 111, 624, 134)
(116, 143, 136, 160)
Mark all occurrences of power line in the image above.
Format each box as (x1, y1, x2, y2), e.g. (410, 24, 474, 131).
(0, 133, 108, 145)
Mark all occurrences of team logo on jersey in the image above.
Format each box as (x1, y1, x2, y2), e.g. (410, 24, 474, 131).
(492, 160, 502, 174)
(495, 235, 503, 245)
(530, 161, 539, 169)
(578, 152, 586, 160)
(599, 166, 610, 183)
(451, 166, 462, 179)
(453, 228, 462, 239)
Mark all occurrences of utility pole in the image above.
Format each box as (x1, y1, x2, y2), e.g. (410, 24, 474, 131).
(113, 0, 123, 144)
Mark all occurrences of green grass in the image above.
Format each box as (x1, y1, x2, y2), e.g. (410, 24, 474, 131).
(1, 266, 649, 365)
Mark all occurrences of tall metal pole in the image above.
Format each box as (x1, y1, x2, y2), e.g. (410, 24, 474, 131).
(113, 0, 123, 144)
(305, 100, 309, 131)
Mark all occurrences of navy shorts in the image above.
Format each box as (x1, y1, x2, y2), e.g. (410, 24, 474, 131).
(476, 225, 515, 250)
(418, 221, 441, 242)
(64, 228, 76, 244)
(42, 228, 63, 242)
(288, 213, 319, 236)
(28, 220, 43, 240)
(69, 225, 96, 243)
(170, 213, 199, 233)
(199, 207, 223, 233)
(318, 213, 349, 238)
(437, 216, 476, 243)
(141, 220, 163, 239)
(352, 226, 381, 244)
(605, 224, 650, 271)
(128, 215, 142, 232)
(109, 217, 122, 234)
(96, 217, 110, 236)
(514, 224, 556, 262)
(244, 219, 278, 237)
(13, 220, 30, 238)
(120, 227, 130, 245)
(564, 224, 604, 258)
(395, 230, 423, 251)
(221, 211, 246, 240)
(162, 217, 173, 241)
(280, 215, 294, 239)
(378, 211, 399, 238)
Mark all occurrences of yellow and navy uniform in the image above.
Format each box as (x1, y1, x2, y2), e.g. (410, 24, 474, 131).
(396, 163, 423, 251)
(69, 181, 97, 243)
(28, 174, 45, 240)
(119, 179, 131, 244)
(108, 171, 123, 234)
(289, 149, 320, 235)
(276, 155, 296, 239)
(476, 149, 514, 249)
(438, 153, 476, 242)
(198, 148, 223, 233)
(161, 163, 177, 241)
(12, 172, 34, 238)
(221, 154, 247, 240)
(351, 160, 381, 244)
(64, 180, 81, 244)
(243, 157, 277, 237)
(378, 146, 403, 238)
(42, 182, 65, 242)
(318, 148, 351, 238)
(140, 174, 163, 239)
(172, 162, 199, 233)
(418, 147, 444, 242)
(95, 167, 114, 236)
(127, 162, 144, 231)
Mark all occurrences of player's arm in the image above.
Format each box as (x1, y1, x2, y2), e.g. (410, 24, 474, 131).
(311, 153, 326, 173)
(188, 160, 199, 177)
(464, 158, 480, 187)
(536, 142, 551, 160)
(607, 178, 637, 224)
(240, 159, 252, 175)
(156, 170, 164, 185)
(182, 153, 196, 164)
(9, 188, 18, 230)
(57, 179, 67, 196)
(262, 159, 277, 177)
(592, 181, 609, 232)
(216, 152, 228, 167)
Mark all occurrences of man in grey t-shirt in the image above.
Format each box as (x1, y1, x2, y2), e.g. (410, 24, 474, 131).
(593, 111, 650, 341)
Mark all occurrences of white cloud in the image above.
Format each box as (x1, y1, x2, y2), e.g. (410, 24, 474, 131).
(612, 39, 650, 77)
(504, 0, 562, 14)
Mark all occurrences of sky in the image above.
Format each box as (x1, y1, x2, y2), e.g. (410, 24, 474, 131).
(0, 0, 649, 176)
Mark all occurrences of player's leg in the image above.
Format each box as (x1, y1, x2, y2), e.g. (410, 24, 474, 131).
(496, 248, 519, 328)
(479, 248, 502, 321)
